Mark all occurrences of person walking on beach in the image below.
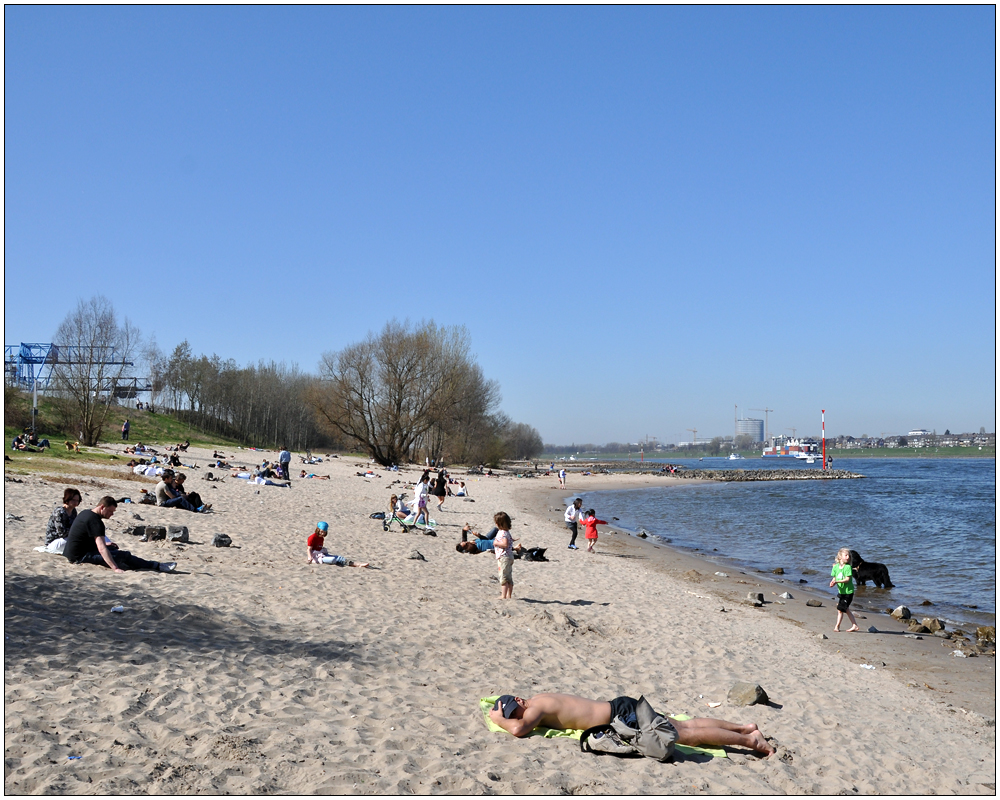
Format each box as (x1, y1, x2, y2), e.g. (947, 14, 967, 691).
(493, 511, 516, 600)
(830, 547, 860, 632)
(307, 521, 369, 567)
(413, 472, 431, 525)
(581, 508, 607, 553)
(558, 468, 567, 488)
(432, 469, 448, 512)
(564, 498, 583, 550)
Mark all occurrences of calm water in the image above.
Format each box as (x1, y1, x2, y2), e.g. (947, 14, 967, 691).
(575, 458, 996, 630)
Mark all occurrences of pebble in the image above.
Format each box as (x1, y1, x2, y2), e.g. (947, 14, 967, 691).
(778, 592, 793, 599)
(715, 572, 729, 577)
(817, 633, 828, 640)
(867, 626, 878, 633)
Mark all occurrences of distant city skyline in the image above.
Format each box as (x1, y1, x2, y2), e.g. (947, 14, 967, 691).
(5, 7, 994, 443)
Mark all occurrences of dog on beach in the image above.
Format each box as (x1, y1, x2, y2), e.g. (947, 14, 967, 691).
(64, 441, 81, 452)
(849, 550, 894, 588)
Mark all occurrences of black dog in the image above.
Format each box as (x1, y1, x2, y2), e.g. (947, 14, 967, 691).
(849, 550, 893, 588)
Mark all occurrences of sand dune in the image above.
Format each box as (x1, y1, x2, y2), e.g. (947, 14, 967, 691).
(4, 446, 995, 794)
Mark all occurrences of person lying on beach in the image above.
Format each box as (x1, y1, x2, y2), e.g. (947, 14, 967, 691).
(307, 522, 369, 567)
(460, 521, 522, 552)
(489, 693, 775, 757)
(299, 470, 331, 479)
(63, 496, 176, 573)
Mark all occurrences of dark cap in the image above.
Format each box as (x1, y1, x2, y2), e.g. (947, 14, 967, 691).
(494, 695, 518, 719)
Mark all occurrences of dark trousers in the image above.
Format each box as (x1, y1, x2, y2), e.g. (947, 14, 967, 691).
(163, 496, 197, 512)
(122, 429, 129, 440)
(280, 461, 291, 481)
(75, 550, 159, 571)
(567, 521, 578, 546)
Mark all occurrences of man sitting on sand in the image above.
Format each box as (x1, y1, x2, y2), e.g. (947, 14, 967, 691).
(63, 496, 175, 573)
(489, 693, 775, 757)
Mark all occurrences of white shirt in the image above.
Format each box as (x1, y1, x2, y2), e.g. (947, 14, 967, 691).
(564, 503, 581, 523)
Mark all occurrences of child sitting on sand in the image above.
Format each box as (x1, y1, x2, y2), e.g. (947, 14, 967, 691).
(829, 547, 860, 632)
(581, 509, 607, 553)
(307, 522, 369, 568)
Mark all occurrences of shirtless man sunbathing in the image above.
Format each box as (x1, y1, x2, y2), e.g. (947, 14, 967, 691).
(488, 693, 775, 757)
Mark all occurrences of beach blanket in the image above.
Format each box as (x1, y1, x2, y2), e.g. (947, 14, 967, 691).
(479, 697, 726, 758)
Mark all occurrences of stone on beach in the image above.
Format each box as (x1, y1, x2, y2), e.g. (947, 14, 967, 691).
(921, 618, 946, 632)
(168, 525, 189, 543)
(728, 682, 768, 706)
(890, 606, 911, 620)
(746, 592, 764, 607)
(806, 599, 823, 607)
(211, 533, 232, 547)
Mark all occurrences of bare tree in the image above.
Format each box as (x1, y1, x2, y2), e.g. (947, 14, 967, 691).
(502, 421, 544, 461)
(310, 321, 489, 466)
(51, 296, 141, 445)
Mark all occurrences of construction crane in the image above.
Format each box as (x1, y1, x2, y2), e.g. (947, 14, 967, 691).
(751, 408, 774, 441)
(686, 428, 697, 448)
(786, 427, 797, 439)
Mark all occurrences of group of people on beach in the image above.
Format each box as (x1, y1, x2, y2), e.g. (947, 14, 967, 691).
(44, 489, 176, 573)
(39, 447, 798, 762)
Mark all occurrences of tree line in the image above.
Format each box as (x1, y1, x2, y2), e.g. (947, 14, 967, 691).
(31, 298, 544, 466)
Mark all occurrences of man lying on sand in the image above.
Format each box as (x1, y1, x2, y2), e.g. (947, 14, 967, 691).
(489, 693, 775, 757)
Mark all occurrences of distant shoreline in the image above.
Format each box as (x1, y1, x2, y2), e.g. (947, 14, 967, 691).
(537, 450, 995, 463)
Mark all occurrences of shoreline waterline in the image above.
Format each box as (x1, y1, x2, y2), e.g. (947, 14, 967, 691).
(521, 472, 995, 720)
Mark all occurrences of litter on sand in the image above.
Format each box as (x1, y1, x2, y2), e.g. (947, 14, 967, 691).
(859, 664, 876, 670)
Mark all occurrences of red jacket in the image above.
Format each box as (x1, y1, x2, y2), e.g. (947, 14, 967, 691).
(582, 516, 607, 539)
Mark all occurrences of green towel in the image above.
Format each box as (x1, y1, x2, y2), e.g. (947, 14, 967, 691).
(480, 696, 726, 758)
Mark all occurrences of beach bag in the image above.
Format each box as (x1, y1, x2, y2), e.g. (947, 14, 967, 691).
(580, 696, 677, 761)
(369, 512, 386, 519)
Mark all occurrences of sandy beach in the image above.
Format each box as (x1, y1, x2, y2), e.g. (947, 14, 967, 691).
(4, 447, 996, 794)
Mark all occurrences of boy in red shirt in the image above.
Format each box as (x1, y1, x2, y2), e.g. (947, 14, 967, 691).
(581, 509, 607, 553)
(307, 521, 369, 567)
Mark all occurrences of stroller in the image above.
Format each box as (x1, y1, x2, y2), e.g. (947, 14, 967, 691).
(382, 493, 437, 535)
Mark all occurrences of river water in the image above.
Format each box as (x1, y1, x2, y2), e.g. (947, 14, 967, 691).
(573, 458, 995, 630)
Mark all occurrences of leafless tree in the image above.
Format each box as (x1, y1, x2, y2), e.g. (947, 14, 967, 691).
(51, 296, 141, 445)
(310, 321, 494, 467)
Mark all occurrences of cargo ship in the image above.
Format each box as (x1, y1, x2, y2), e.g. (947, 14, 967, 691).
(761, 437, 821, 459)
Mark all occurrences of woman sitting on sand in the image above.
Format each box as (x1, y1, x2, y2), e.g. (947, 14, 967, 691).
(45, 487, 82, 545)
(307, 522, 369, 567)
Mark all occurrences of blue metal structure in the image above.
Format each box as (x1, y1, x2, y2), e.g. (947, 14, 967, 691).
(4, 342, 149, 395)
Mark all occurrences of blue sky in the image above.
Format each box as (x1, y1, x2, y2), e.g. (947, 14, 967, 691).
(5, 6, 995, 444)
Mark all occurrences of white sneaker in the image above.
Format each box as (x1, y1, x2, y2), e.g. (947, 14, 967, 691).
(159, 562, 177, 572)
